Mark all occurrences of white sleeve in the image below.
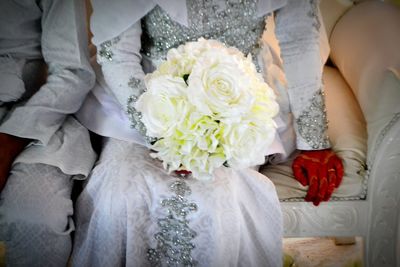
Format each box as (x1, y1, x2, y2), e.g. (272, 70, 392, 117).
(95, 22, 145, 113)
(275, 0, 331, 150)
(0, 56, 26, 104)
(93, 21, 153, 139)
(0, 0, 95, 145)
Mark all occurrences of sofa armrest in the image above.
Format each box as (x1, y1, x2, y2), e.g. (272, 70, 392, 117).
(329, 1, 400, 163)
(330, 1, 400, 99)
(319, 0, 354, 39)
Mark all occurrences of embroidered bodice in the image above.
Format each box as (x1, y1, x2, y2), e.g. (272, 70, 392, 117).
(141, 0, 267, 61)
(92, 0, 331, 151)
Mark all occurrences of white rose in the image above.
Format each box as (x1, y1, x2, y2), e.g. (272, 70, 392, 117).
(250, 81, 279, 122)
(187, 50, 255, 120)
(135, 75, 190, 138)
(151, 137, 183, 171)
(179, 112, 222, 153)
(222, 119, 277, 169)
(159, 38, 219, 77)
(158, 48, 196, 77)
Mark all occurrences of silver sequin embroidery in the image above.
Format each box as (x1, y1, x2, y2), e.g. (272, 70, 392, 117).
(141, 0, 266, 61)
(147, 179, 198, 266)
(97, 36, 121, 62)
(126, 77, 156, 144)
(297, 89, 330, 149)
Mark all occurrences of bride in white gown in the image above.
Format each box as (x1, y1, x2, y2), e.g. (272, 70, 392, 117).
(72, 0, 333, 266)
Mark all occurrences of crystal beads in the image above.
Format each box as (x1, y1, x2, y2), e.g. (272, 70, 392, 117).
(97, 36, 120, 62)
(297, 89, 330, 149)
(141, 0, 266, 61)
(126, 77, 156, 144)
(147, 180, 198, 266)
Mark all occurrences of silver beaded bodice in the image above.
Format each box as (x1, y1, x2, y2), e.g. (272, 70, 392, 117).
(97, 0, 331, 151)
(141, 0, 266, 60)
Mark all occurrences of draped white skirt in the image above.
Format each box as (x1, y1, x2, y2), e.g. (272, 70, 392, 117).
(71, 138, 283, 267)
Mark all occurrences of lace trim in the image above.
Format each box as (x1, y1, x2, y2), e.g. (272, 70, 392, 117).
(147, 179, 198, 266)
(297, 89, 330, 150)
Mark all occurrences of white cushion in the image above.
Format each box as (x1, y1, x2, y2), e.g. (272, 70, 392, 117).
(330, 1, 400, 108)
(330, 1, 400, 159)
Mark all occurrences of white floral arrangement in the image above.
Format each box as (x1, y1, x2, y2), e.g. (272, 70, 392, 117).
(135, 38, 279, 180)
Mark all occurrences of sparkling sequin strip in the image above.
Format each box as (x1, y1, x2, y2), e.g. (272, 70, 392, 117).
(297, 89, 330, 149)
(147, 180, 198, 266)
(141, 0, 265, 61)
(307, 0, 321, 31)
(126, 77, 156, 144)
(97, 36, 121, 62)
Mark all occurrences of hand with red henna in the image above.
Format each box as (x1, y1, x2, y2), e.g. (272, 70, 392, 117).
(0, 133, 31, 192)
(292, 149, 344, 206)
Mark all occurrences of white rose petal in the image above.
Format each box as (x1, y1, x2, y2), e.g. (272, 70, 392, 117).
(223, 119, 276, 169)
(135, 75, 189, 138)
(187, 50, 255, 120)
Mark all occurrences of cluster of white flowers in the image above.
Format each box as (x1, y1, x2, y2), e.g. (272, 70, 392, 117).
(135, 38, 279, 180)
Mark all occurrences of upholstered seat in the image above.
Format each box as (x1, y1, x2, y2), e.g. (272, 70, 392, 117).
(260, 1, 400, 266)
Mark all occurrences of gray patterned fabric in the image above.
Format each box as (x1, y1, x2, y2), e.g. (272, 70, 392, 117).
(0, 163, 75, 267)
(0, 0, 96, 265)
(0, 0, 96, 177)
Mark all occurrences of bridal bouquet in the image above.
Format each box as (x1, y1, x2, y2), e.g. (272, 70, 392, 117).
(135, 38, 279, 180)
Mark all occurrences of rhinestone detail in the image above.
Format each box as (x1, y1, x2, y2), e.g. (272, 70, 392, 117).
(97, 36, 121, 62)
(126, 77, 156, 144)
(141, 0, 266, 61)
(297, 89, 330, 149)
(147, 180, 198, 266)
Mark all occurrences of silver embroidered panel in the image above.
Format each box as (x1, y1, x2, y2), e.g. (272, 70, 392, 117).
(297, 89, 330, 149)
(126, 77, 157, 143)
(147, 179, 198, 266)
(141, 0, 266, 60)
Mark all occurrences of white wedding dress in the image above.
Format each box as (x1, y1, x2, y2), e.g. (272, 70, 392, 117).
(72, 0, 329, 266)
(72, 138, 283, 266)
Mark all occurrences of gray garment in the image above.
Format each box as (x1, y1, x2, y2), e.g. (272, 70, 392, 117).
(0, 163, 74, 267)
(0, 0, 97, 177)
(0, 106, 8, 122)
(0, 0, 96, 265)
(0, 1, 42, 60)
